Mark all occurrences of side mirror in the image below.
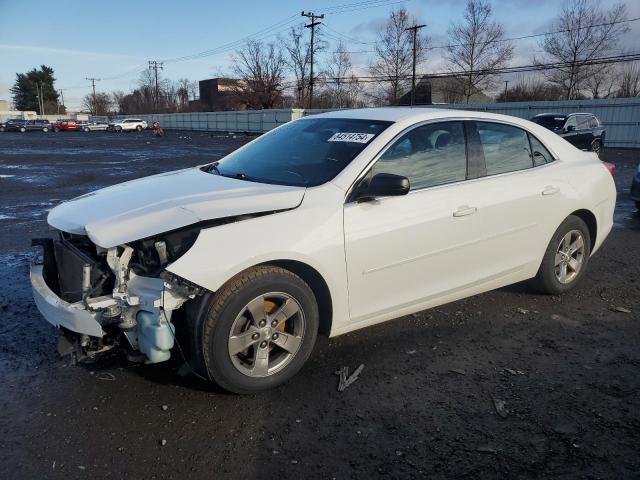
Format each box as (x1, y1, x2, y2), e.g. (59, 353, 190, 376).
(355, 173, 410, 202)
(565, 125, 575, 132)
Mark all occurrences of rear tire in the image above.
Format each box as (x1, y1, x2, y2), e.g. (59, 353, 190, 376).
(136, 125, 143, 132)
(19, 127, 26, 133)
(532, 215, 591, 295)
(42, 127, 49, 132)
(83, 127, 90, 132)
(193, 265, 319, 394)
(115, 126, 122, 132)
(54, 127, 60, 132)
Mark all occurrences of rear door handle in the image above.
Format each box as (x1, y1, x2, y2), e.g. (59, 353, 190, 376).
(453, 206, 477, 217)
(542, 186, 560, 196)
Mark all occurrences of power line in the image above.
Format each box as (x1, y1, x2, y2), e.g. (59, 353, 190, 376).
(161, 15, 300, 63)
(307, 52, 640, 85)
(318, 0, 411, 15)
(331, 16, 640, 55)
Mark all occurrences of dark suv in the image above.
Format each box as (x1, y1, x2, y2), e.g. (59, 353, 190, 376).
(531, 113, 605, 156)
(1, 119, 52, 132)
(0, 119, 24, 132)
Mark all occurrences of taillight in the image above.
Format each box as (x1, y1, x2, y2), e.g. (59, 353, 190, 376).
(603, 162, 616, 177)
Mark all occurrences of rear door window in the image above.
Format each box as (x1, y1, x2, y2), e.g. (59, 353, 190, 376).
(475, 122, 533, 175)
(577, 116, 591, 129)
(564, 116, 578, 130)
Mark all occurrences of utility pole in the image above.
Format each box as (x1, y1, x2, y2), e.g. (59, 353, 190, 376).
(405, 24, 426, 106)
(59, 90, 65, 114)
(301, 11, 324, 110)
(86, 77, 101, 115)
(35, 83, 42, 116)
(148, 61, 164, 113)
(504, 80, 509, 102)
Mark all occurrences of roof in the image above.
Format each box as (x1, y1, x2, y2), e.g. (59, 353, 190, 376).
(311, 107, 528, 125)
(533, 112, 595, 117)
(312, 107, 455, 122)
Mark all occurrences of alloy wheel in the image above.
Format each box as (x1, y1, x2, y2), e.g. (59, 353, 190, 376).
(592, 141, 601, 155)
(555, 229, 585, 284)
(228, 292, 305, 378)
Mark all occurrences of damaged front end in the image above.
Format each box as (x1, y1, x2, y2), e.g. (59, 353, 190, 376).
(30, 230, 201, 364)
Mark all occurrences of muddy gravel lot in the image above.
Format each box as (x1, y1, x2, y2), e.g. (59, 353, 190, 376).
(0, 130, 639, 479)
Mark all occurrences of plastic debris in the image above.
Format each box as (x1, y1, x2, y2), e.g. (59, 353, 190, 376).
(493, 398, 509, 419)
(335, 364, 365, 392)
(95, 372, 116, 381)
(610, 306, 631, 313)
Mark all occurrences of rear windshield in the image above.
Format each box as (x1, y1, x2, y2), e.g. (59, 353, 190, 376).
(213, 118, 392, 187)
(531, 115, 566, 130)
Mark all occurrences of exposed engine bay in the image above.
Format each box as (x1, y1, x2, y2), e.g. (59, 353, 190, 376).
(32, 230, 201, 364)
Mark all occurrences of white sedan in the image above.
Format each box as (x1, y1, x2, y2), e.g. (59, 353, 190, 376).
(107, 118, 148, 132)
(31, 108, 615, 393)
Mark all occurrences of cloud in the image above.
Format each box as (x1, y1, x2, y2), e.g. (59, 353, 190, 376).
(0, 44, 141, 60)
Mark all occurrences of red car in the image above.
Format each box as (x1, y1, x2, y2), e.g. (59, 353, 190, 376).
(52, 120, 81, 132)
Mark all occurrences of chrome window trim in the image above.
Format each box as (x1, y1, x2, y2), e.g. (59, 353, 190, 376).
(345, 116, 559, 203)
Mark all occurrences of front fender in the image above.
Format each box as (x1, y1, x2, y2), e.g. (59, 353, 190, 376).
(166, 184, 351, 335)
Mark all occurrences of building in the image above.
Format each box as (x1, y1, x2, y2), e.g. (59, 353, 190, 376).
(399, 76, 493, 105)
(198, 78, 246, 111)
(0, 99, 13, 111)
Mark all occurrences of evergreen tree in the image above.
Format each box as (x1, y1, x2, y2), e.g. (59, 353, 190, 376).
(10, 65, 59, 113)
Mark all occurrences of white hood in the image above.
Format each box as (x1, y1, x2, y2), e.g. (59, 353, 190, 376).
(48, 167, 305, 248)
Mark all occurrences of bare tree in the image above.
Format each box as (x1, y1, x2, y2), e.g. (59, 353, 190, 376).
(537, 0, 629, 100)
(369, 8, 429, 105)
(616, 61, 640, 97)
(283, 26, 311, 108)
(82, 92, 112, 115)
(584, 66, 616, 99)
(444, 0, 513, 103)
(232, 40, 287, 109)
(496, 74, 565, 102)
(318, 41, 363, 108)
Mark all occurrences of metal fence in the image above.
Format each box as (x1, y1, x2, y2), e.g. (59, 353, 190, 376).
(136, 97, 639, 148)
(141, 109, 305, 134)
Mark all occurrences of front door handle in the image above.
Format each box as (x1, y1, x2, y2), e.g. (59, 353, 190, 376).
(453, 206, 477, 217)
(542, 186, 560, 196)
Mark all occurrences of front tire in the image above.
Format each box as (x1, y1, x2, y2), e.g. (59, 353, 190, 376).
(115, 126, 122, 132)
(532, 215, 591, 295)
(19, 127, 26, 133)
(42, 127, 49, 132)
(136, 125, 143, 132)
(194, 265, 319, 394)
(591, 139, 602, 157)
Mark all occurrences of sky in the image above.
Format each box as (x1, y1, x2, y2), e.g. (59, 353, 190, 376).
(1, 0, 639, 110)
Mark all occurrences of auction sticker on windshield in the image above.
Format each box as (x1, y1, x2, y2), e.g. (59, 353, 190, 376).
(328, 132, 375, 143)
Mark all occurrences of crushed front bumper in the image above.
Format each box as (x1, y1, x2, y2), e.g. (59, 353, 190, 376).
(30, 263, 103, 337)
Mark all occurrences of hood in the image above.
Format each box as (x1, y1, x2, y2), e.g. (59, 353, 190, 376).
(48, 168, 306, 248)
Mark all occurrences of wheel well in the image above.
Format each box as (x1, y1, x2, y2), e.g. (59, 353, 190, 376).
(264, 260, 333, 336)
(571, 209, 597, 251)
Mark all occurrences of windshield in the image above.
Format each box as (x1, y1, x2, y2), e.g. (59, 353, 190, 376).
(532, 115, 566, 130)
(213, 117, 392, 187)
